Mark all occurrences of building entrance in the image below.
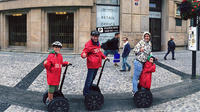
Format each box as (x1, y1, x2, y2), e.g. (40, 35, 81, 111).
(149, 0, 162, 51)
(8, 14, 27, 46)
(48, 13, 74, 49)
(150, 18, 161, 51)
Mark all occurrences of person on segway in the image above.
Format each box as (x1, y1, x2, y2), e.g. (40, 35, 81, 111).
(132, 32, 152, 95)
(44, 41, 71, 103)
(139, 55, 156, 90)
(81, 30, 107, 96)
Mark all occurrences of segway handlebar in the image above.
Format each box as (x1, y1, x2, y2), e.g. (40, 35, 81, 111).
(59, 63, 72, 92)
(97, 58, 110, 86)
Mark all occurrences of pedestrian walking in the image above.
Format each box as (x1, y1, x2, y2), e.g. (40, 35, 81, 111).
(81, 30, 107, 96)
(139, 55, 156, 90)
(132, 32, 152, 94)
(101, 32, 120, 66)
(164, 36, 176, 60)
(43, 41, 70, 102)
(120, 37, 131, 72)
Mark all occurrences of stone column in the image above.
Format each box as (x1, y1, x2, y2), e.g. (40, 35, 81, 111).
(161, 0, 169, 51)
(77, 8, 91, 53)
(27, 9, 42, 52)
(0, 13, 9, 50)
(41, 10, 48, 53)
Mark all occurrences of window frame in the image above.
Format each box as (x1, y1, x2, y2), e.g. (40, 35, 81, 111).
(96, 0, 120, 5)
(175, 2, 181, 19)
(149, 0, 162, 12)
(176, 18, 182, 26)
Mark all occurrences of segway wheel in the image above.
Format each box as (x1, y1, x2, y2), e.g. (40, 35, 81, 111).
(43, 91, 48, 105)
(84, 91, 104, 110)
(48, 97, 69, 112)
(133, 90, 153, 108)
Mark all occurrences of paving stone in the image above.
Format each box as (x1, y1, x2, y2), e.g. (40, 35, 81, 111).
(0, 50, 200, 112)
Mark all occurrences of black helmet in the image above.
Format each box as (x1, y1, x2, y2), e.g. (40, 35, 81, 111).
(91, 30, 100, 36)
(52, 41, 62, 48)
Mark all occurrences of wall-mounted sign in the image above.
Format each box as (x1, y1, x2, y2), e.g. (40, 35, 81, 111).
(149, 11, 161, 19)
(134, 0, 139, 6)
(96, 5, 120, 44)
(97, 26, 119, 33)
(188, 26, 199, 51)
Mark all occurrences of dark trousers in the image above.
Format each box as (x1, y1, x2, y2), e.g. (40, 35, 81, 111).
(83, 69, 98, 96)
(164, 49, 175, 59)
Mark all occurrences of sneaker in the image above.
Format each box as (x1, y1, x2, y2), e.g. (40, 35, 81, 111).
(114, 63, 119, 66)
(128, 67, 131, 71)
(132, 91, 135, 97)
(164, 57, 167, 60)
(120, 70, 126, 72)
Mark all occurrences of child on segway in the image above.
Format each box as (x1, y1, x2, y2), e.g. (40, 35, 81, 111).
(139, 55, 156, 90)
(44, 41, 71, 102)
(133, 55, 156, 108)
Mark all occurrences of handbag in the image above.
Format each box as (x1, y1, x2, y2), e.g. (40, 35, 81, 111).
(113, 53, 120, 63)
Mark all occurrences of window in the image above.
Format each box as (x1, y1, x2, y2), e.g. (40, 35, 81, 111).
(150, 3, 156, 8)
(176, 18, 182, 26)
(175, 3, 181, 18)
(190, 19, 194, 26)
(96, 0, 119, 5)
(150, 0, 161, 11)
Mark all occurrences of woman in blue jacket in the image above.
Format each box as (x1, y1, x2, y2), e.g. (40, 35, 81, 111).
(120, 37, 131, 72)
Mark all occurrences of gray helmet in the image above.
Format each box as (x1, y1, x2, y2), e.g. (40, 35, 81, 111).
(52, 41, 62, 48)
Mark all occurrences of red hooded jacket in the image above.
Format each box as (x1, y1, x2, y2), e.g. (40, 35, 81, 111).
(81, 40, 106, 69)
(44, 52, 69, 85)
(139, 61, 156, 89)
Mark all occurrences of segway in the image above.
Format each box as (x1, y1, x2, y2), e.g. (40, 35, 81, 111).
(43, 64, 72, 112)
(133, 84, 153, 108)
(84, 58, 110, 111)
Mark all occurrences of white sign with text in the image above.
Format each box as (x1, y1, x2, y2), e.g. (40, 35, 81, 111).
(188, 27, 198, 51)
(149, 11, 161, 19)
(96, 5, 119, 44)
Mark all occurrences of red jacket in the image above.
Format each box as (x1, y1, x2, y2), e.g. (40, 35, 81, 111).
(139, 61, 156, 89)
(44, 52, 69, 85)
(81, 40, 106, 69)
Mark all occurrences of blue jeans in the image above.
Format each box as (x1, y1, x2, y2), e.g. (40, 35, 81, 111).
(83, 69, 98, 96)
(104, 50, 118, 56)
(122, 56, 131, 70)
(132, 60, 143, 93)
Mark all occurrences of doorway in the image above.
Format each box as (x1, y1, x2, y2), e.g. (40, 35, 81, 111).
(8, 14, 27, 46)
(149, 18, 161, 51)
(48, 13, 74, 49)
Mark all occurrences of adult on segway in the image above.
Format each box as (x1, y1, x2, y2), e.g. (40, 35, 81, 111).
(81, 30, 108, 110)
(43, 41, 71, 112)
(132, 32, 153, 108)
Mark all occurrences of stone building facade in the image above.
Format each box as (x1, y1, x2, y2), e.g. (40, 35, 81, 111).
(0, 0, 189, 53)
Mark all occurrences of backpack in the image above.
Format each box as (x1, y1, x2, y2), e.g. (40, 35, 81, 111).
(101, 42, 108, 50)
(101, 39, 112, 50)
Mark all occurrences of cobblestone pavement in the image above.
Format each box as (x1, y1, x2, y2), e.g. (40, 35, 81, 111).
(0, 50, 200, 112)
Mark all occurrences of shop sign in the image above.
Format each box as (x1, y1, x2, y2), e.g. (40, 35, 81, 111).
(96, 5, 120, 44)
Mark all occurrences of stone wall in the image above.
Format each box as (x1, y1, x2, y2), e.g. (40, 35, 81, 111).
(0, 0, 93, 10)
(168, 0, 188, 50)
(120, 0, 149, 48)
